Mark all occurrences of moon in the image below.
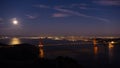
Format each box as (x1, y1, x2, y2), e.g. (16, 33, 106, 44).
(12, 18, 18, 25)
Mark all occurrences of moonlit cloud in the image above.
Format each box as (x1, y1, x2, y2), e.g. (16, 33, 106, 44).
(0, 18, 3, 23)
(79, 6, 88, 9)
(95, 17, 110, 23)
(71, 3, 99, 10)
(34, 5, 50, 8)
(93, 0, 120, 6)
(35, 4, 97, 10)
(26, 15, 37, 19)
(54, 8, 90, 17)
(11, 18, 17, 21)
(71, 3, 88, 7)
(54, 8, 110, 22)
(35, 4, 110, 22)
(71, 3, 89, 9)
(52, 13, 70, 17)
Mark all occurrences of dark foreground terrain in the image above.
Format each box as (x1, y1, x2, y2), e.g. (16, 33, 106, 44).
(0, 43, 120, 68)
(0, 43, 82, 68)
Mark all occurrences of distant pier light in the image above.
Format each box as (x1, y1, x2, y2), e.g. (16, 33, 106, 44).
(108, 41, 114, 63)
(110, 41, 115, 44)
(108, 41, 115, 48)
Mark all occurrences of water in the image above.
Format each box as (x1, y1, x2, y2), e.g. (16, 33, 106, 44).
(0, 38, 39, 45)
(0, 38, 120, 67)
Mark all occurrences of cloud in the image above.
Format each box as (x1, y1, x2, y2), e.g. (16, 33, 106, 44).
(69, 3, 99, 10)
(54, 8, 110, 22)
(35, 4, 110, 22)
(26, 15, 37, 19)
(71, 3, 88, 7)
(54, 8, 90, 17)
(34, 4, 50, 8)
(35, 4, 95, 10)
(95, 17, 110, 23)
(54, 5, 66, 8)
(0, 18, 2, 21)
(0, 18, 3, 23)
(79, 6, 88, 9)
(93, 0, 120, 6)
(52, 13, 70, 17)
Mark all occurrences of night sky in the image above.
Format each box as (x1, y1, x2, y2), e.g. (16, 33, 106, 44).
(0, 0, 120, 36)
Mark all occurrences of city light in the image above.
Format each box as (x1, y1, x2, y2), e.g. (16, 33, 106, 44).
(111, 41, 115, 44)
(10, 38, 21, 45)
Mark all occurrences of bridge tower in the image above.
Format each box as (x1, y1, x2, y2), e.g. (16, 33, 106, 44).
(39, 38, 44, 58)
(93, 38, 97, 47)
(39, 38, 44, 48)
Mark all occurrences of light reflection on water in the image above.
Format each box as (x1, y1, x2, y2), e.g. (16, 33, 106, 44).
(0, 38, 119, 64)
(93, 43, 114, 63)
(93, 40, 98, 57)
(39, 47, 44, 58)
(108, 42, 114, 63)
(9, 37, 21, 45)
(94, 46, 98, 57)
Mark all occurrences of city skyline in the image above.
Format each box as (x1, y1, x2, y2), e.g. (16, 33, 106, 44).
(0, 0, 120, 37)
